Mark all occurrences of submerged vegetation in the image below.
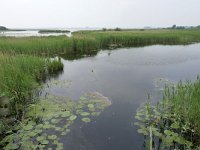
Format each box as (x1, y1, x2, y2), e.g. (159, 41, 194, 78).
(135, 77, 200, 149)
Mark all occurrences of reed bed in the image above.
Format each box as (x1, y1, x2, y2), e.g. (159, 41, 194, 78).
(0, 53, 63, 117)
(135, 77, 200, 149)
(0, 29, 200, 56)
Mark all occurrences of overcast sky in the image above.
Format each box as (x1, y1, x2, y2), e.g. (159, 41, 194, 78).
(1, 0, 200, 28)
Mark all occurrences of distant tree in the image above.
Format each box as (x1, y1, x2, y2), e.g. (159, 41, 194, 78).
(102, 28, 107, 31)
(115, 27, 121, 31)
(0, 26, 8, 30)
(172, 25, 176, 29)
(176, 26, 185, 29)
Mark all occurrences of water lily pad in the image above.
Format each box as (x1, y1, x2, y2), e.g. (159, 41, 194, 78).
(5, 143, 19, 150)
(76, 109, 83, 114)
(82, 118, 91, 123)
(41, 139, 49, 145)
(91, 112, 101, 117)
(61, 132, 67, 136)
(89, 107, 95, 112)
(69, 115, 77, 121)
(36, 124, 44, 129)
(29, 131, 38, 137)
(38, 144, 45, 149)
(170, 122, 179, 129)
(164, 130, 173, 135)
(43, 124, 52, 129)
(34, 129, 43, 134)
(36, 136, 46, 141)
(61, 111, 70, 117)
(55, 127, 62, 131)
(138, 128, 148, 136)
(80, 97, 86, 101)
(88, 104, 94, 108)
(23, 124, 33, 131)
(54, 114, 60, 118)
(48, 135, 57, 140)
(51, 119, 59, 124)
(66, 129, 71, 133)
(80, 112, 90, 116)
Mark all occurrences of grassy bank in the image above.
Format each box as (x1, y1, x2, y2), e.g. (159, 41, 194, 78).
(0, 29, 200, 56)
(0, 53, 63, 119)
(135, 78, 200, 149)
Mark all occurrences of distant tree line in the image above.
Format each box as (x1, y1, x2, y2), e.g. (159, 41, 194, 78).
(170, 24, 200, 29)
(0, 26, 8, 31)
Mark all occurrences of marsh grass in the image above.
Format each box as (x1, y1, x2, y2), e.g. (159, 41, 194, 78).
(0, 53, 63, 117)
(0, 29, 200, 56)
(135, 77, 200, 149)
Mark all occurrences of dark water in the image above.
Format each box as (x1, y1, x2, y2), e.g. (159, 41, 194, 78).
(46, 44, 200, 150)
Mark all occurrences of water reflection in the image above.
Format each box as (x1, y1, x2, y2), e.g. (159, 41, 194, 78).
(45, 44, 200, 150)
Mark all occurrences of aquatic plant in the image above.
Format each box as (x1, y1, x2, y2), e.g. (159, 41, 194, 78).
(135, 77, 200, 149)
(0, 53, 64, 119)
(0, 92, 111, 149)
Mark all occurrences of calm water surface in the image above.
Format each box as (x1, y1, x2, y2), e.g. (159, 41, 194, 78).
(0, 28, 100, 37)
(46, 44, 200, 150)
(0, 30, 71, 37)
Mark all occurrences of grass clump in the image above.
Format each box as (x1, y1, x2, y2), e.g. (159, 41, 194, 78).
(135, 77, 200, 149)
(0, 53, 63, 117)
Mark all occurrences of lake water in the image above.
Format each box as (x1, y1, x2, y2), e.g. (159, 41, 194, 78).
(0, 30, 71, 37)
(0, 28, 100, 37)
(44, 44, 200, 150)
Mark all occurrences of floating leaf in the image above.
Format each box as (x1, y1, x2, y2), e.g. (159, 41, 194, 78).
(48, 135, 57, 140)
(36, 136, 46, 141)
(34, 129, 43, 134)
(61, 111, 70, 117)
(82, 118, 91, 123)
(23, 124, 33, 131)
(69, 115, 77, 121)
(164, 130, 173, 136)
(170, 122, 179, 129)
(29, 131, 38, 137)
(51, 119, 59, 124)
(89, 107, 95, 112)
(91, 112, 101, 117)
(61, 132, 67, 136)
(80, 112, 90, 116)
(38, 144, 45, 149)
(41, 139, 49, 145)
(43, 124, 52, 129)
(88, 104, 94, 108)
(55, 127, 62, 131)
(138, 128, 149, 136)
(80, 97, 86, 101)
(4, 143, 19, 150)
